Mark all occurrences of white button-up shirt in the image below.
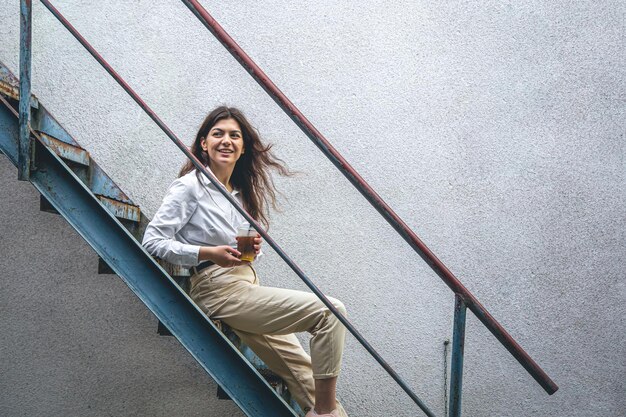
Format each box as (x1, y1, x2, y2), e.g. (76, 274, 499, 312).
(142, 169, 249, 267)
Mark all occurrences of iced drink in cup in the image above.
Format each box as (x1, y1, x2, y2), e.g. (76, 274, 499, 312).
(236, 223, 257, 262)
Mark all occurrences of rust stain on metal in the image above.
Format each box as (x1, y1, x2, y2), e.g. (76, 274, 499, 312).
(0, 80, 39, 108)
(96, 195, 140, 222)
(38, 132, 90, 166)
(0, 80, 18, 100)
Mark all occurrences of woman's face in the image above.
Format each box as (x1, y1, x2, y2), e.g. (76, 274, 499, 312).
(201, 118, 245, 171)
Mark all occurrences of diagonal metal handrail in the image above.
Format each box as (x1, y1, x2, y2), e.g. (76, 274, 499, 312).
(38, 0, 437, 415)
(181, 0, 558, 396)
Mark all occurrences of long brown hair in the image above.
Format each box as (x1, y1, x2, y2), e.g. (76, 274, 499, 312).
(179, 106, 290, 228)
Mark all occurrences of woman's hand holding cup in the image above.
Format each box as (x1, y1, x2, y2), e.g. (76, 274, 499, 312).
(201, 245, 243, 268)
(253, 234, 262, 258)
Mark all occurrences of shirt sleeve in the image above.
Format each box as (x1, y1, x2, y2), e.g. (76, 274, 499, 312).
(142, 178, 201, 267)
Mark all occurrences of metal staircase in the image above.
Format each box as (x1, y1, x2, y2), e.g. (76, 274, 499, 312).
(2, 1, 559, 416)
(0, 60, 299, 417)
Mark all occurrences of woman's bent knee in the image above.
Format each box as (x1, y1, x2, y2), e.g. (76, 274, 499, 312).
(328, 297, 347, 317)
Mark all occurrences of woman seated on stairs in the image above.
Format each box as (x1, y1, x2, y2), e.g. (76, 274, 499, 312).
(142, 106, 348, 417)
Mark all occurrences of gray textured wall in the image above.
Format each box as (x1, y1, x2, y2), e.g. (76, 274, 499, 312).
(1, 1, 625, 416)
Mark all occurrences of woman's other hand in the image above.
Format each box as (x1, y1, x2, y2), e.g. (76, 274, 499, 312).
(253, 234, 262, 259)
(200, 245, 243, 268)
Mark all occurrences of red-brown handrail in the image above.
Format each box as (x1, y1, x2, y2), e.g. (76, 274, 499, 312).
(181, 0, 558, 396)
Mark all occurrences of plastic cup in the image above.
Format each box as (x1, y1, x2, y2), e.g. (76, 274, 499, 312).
(236, 223, 256, 262)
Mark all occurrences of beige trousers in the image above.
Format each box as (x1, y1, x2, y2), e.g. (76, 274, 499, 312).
(189, 264, 348, 414)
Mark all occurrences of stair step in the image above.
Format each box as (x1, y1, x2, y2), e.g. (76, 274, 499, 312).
(0, 79, 39, 109)
(38, 132, 90, 166)
(36, 132, 91, 186)
(96, 195, 140, 222)
(90, 199, 142, 276)
(34, 132, 144, 278)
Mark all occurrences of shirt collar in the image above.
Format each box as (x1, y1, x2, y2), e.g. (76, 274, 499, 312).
(198, 166, 240, 196)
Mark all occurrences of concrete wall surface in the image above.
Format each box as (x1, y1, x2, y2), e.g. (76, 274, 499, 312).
(1, 1, 624, 416)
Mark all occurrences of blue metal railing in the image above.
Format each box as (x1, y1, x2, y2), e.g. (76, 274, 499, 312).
(15, 1, 559, 416)
(449, 295, 467, 416)
(17, 0, 32, 180)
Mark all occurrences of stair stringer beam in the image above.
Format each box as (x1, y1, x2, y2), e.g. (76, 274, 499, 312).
(0, 104, 297, 417)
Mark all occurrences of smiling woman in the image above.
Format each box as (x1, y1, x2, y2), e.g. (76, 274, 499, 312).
(177, 107, 289, 229)
(142, 106, 349, 417)
(202, 118, 245, 182)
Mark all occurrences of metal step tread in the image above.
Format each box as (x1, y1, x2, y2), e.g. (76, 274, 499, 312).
(96, 194, 141, 223)
(38, 131, 90, 166)
(0, 78, 39, 109)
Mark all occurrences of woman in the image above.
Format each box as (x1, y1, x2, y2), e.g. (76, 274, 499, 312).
(142, 106, 348, 417)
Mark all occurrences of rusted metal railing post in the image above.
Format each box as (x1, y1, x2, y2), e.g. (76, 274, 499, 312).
(18, 0, 33, 180)
(449, 294, 467, 417)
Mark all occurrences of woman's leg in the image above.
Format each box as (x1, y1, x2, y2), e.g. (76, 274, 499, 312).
(222, 286, 347, 415)
(212, 283, 347, 380)
(314, 377, 338, 414)
(234, 330, 316, 411)
(234, 331, 350, 416)
(190, 265, 348, 415)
